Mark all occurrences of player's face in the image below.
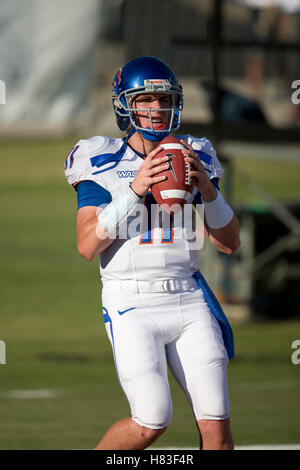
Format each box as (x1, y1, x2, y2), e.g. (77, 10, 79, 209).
(131, 93, 171, 130)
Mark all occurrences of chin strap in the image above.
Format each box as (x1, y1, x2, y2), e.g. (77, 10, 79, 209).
(136, 126, 170, 142)
(123, 127, 136, 143)
(123, 127, 146, 158)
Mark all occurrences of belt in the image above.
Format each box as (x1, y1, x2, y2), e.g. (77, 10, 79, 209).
(103, 277, 199, 293)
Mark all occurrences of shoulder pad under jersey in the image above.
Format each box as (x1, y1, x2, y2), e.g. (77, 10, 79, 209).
(64, 136, 123, 189)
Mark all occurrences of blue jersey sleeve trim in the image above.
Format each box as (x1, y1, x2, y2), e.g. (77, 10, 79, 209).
(76, 180, 112, 209)
(194, 150, 212, 166)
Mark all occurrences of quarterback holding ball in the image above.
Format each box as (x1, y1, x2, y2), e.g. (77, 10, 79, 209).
(65, 56, 240, 450)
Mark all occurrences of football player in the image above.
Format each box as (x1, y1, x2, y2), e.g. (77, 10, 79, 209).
(65, 56, 240, 450)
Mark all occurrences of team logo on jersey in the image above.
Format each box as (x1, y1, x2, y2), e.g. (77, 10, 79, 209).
(117, 170, 138, 178)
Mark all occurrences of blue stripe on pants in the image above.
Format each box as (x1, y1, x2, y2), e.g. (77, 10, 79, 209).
(192, 271, 235, 360)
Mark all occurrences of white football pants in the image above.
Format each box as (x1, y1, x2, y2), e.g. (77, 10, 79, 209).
(101, 280, 230, 430)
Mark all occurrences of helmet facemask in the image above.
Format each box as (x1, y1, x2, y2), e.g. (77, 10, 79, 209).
(113, 79, 183, 141)
(132, 96, 180, 140)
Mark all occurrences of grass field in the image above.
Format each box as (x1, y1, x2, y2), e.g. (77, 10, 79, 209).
(0, 139, 299, 449)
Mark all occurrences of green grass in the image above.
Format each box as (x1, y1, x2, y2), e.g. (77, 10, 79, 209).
(220, 157, 300, 206)
(0, 139, 299, 449)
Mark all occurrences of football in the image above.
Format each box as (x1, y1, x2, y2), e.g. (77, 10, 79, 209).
(151, 136, 194, 213)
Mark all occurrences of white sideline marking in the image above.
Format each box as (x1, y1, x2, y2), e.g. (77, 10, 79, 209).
(235, 444, 300, 450)
(1, 389, 299, 451)
(151, 444, 300, 450)
(0, 389, 63, 399)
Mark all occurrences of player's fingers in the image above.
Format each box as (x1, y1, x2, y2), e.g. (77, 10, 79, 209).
(180, 140, 200, 163)
(184, 154, 203, 171)
(180, 139, 194, 152)
(147, 145, 163, 161)
(149, 161, 169, 175)
(181, 145, 197, 157)
(189, 169, 206, 179)
(184, 155, 199, 165)
(142, 146, 166, 170)
(151, 174, 167, 184)
(149, 156, 170, 170)
(182, 149, 199, 166)
(183, 150, 197, 160)
(143, 154, 169, 172)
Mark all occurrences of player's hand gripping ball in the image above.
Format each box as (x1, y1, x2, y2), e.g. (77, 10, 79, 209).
(151, 136, 194, 213)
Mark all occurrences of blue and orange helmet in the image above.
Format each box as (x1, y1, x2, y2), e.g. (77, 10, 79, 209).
(112, 56, 183, 141)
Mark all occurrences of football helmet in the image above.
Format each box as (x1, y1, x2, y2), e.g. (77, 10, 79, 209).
(112, 56, 183, 141)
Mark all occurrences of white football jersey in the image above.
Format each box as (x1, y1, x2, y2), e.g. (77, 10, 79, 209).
(65, 134, 224, 283)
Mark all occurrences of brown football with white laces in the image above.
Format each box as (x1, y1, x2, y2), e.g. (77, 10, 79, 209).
(151, 136, 194, 213)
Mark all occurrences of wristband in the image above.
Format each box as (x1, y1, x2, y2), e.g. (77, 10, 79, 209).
(129, 183, 143, 198)
(98, 184, 142, 236)
(203, 190, 234, 229)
